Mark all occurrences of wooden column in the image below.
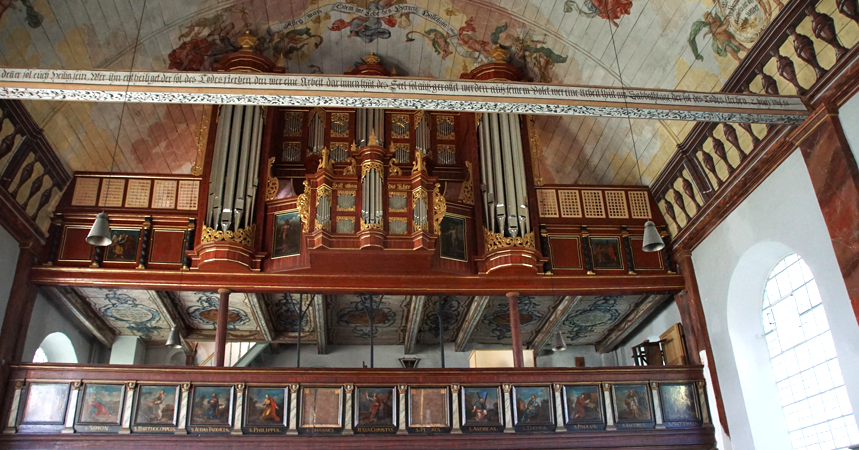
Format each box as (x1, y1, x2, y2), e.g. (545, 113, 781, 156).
(214, 288, 231, 367)
(0, 246, 38, 426)
(507, 292, 524, 368)
(674, 250, 729, 436)
(791, 106, 859, 327)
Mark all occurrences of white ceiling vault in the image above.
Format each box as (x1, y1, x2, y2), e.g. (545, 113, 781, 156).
(0, 0, 779, 185)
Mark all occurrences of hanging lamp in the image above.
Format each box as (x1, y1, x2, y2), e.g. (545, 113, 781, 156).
(165, 326, 182, 348)
(606, 18, 665, 253)
(551, 330, 567, 352)
(87, 0, 148, 246)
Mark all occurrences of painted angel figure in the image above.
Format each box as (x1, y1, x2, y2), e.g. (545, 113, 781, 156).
(688, 12, 750, 62)
(563, 0, 633, 27)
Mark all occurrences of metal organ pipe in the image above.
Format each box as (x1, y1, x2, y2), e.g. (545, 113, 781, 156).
(357, 108, 365, 147)
(478, 113, 531, 240)
(205, 105, 265, 234)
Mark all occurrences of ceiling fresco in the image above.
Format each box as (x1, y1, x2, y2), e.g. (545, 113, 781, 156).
(76, 287, 173, 341)
(63, 289, 653, 350)
(0, 0, 788, 186)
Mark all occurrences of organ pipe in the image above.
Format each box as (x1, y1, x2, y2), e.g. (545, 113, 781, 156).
(308, 111, 324, 154)
(478, 113, 531, 240)
(356, 109, 385, 148)
(206, 104, 265, 233)
(415, 113, 430, 155)
(361, 165, 383, 228)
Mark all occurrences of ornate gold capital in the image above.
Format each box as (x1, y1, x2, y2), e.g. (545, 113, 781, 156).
(345, 384, 354, 394)
(398, 385, 407, 394)
(125, 381, 136, 391)
(361, 161, 384, 180)
(236, 383, 245, 394)
(502, 384, 511, 393)
(182, 383, 191, 393)
(289, 384, 300, 394)
(72, 380, 82, 390)
(553, 384, 562, 393)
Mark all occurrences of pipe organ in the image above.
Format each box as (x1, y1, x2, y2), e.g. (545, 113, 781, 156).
(479, 113, 531, 240)
(204, 104, 264, 244)
(355, 108, 386, 148)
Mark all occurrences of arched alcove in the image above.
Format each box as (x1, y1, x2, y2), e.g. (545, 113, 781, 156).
(36, 332, 78, 364)
(726, 240, 794, 450)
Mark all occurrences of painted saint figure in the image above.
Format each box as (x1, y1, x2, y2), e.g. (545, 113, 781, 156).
(260, 394, 280, 422)
(151, 390, 165, 421)
(624, 389, 641, 418)
(522, 394, 540, 422)
(206, 393, 221, 420)
(472, 392, 489, 422)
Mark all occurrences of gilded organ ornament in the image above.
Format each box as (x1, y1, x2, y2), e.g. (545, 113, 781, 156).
(297, 181, 311, 232)
(201, 224, 256, 247)
(389, 158, 402, 176)
(318, 147, 333, 173)
(191, 104, 211, 176)
(483, 228, 535, 252)
(433, 183, 446, 235)
(412, 150, 426, 174)
(343, 157, 357, 175)
(527, 115, 545, 187)
(459, 161, 474, 205)
(265, 157, 278, 201)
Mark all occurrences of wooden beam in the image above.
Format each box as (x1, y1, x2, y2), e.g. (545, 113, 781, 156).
(246, 293, 275, 343)
(44, 286, 115, 348)
(151, 291, 194, 355)
(528, 296, 582, 352)
(314, 295, 328, 355)
(29, 267, 686, 295)
(403, 295, 427, 355)
(0, 68, 808, 124)
(454, 296, 489, 352)
(594, 294, 671, 353)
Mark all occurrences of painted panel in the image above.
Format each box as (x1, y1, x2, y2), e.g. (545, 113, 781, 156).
(76, 288, 172, 341)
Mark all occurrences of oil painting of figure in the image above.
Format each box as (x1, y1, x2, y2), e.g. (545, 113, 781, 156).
(79, 384, 124, 424)
(246, 387, 286, 426)
(190, 386, 232, 425)
(135, 386, 177, 425)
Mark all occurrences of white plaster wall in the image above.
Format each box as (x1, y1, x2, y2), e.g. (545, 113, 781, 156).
(840, 92, 859, 165)
(0, 226, 20, 333)
(260, 343, 606, 369)
(23, 290, 105, 364)
(692, 151, 859, 450)
(613, 299, 682, 366)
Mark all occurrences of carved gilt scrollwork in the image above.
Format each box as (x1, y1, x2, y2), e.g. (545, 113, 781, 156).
(361, 161, 384, 180)
(318, 147, 333, 173)
(201, 224, 256, 247)
(265, 157, 278, 201)
(343, 157, 357, 176)
(460, 161, 474, 205)
(191, 105, 211, 176)
(389, 158, 402, 176)
(297, 180, 311, 232)
(433, 183, 446, 235)
(527, 115, 544, 187)
(412, 150, 426, 174)
(483, 227, 535, 252)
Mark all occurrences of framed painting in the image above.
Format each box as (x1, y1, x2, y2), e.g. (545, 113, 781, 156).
(132, 385, 180, 433)
(407, 386, 451, 434)
(188, 385, 234, 434)
(353, 386, 397, 434)
(17, 382, 70, 433)
(659, 383, 702, 428)
(610, 384, 654, 429)
(75, 383, 125, 433)
(272, 211, 301, 258)
(460, 386, 503, 433)
(104, 228, 140, 262)
(299, 386, 343, 435)
(562, 384, 605, 431)
(511, 385, 554, 432)
(439, 215, 467, 262)
(243, 386, 288, 434)
(590, 237, 623, 270)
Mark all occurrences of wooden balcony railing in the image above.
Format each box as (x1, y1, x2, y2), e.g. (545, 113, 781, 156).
(652, 0, 859, 248)
(0, 364, 716, 449)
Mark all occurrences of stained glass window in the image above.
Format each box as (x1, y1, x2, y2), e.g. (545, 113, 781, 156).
(763, 254, 859, 450)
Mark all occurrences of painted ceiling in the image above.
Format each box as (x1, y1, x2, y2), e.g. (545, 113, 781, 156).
(68, 288, 649, 350)
(0, 0, 784, 186)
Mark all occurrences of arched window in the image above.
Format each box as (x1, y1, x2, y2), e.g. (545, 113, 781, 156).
(763, 254, 859, 450)
(35, 332, 78, 364)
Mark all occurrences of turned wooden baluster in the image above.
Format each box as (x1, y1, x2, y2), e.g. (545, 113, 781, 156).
(789, 29, 827, 80)
(0, 123, 19, 160)
(771, 49, 807, 95)
(722, 123, 746, 163)
(699, 149, 722, 188)
(808, 6, 849, 59)
(738, 122, 761, 147)
(756, 64, 780, 95)
(708, 130, 734, 174)
(22, 172, 46, 209)
(838, 0, 859, 25)
(680, 175, 701, 208)
(661, 197, 680, 229)
(31, 182, 57, 221)
(672, 188, 691, 221)
(10, 156, 37, 198)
